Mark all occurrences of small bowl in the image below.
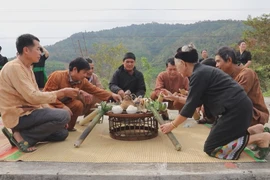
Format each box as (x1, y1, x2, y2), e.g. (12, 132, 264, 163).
(111, 106, 123, 114)
(126, 107, 137, 114)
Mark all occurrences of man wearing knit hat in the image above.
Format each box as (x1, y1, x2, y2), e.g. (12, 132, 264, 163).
(109, 52, 146, 98)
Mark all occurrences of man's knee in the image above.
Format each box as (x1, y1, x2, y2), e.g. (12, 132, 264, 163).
(55, 109, 70, 125)
(45, 129, 69, 142)
(56, 129, 69, 141)
(173, 101, 184, 110)
(68, 100, 84, 115)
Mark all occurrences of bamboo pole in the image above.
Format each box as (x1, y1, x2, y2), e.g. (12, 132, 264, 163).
(148, 105, 182, 151)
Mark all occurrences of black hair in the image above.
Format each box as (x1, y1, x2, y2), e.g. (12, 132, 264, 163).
(0, 46, 2, 51)
(69, 57, 90, 72)
(201, 49, 207, 53)
(238, 40, 245, 46)
(201, 58, 216, 67)
(16, 34, 40, 55)
(123, 52, 136, 61)
(215, 46, 237, 64)
(166, 57, 175, 67)
(85, 58, 93, 63)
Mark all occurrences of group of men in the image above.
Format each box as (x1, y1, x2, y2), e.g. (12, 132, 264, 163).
(0, 34, 269, 160)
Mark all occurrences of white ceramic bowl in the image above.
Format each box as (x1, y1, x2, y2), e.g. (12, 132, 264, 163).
(111, 106, 123, 114)
(126, 107, 138, 114)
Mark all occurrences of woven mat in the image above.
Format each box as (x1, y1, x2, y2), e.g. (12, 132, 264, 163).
(1, 116, 264, 163)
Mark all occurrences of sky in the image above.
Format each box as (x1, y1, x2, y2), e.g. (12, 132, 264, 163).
(0, 0, 269, 57)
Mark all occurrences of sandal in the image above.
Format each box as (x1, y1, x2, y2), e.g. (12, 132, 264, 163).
(255, 146, 270, 160)
(10, 138, 36, 153)
(2, 127, 16, 147)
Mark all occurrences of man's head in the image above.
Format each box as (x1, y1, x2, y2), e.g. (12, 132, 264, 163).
(238, 40, 246, 51)
(85, 57, 94, 78)
(215, 46, 237, 74)
(201, 49, 208, 59)
(165, 57, 178, 78)
(123, 52, 136, 72)
(201, 58, 216, 67)
(69, 57, 90, 81)
(16, 34, 41, 63)
(174, 44, 198, 77)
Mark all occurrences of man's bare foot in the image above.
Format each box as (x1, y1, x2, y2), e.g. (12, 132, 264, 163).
(13, 131, 37, 152)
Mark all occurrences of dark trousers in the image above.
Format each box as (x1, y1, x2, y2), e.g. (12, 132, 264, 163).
(13, 108, 70, 146)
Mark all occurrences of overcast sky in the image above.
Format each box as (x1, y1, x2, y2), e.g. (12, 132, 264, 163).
(0, 0, 269, 57)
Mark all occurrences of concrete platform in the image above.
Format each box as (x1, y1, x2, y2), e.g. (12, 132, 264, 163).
(0, 161, 270, 180)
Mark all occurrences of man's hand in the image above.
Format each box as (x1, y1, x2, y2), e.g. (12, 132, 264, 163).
(161, 89, 177, 101)
(117, 90, 125, 98)
(160, 122, 174, 134)
(111, 93, 122, 102)
(78, 90, 92, 104)
(62, 88, 79, 99)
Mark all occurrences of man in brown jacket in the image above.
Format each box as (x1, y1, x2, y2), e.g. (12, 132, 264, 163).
(215, 46, 269, 126)
(43, 57, 122, 131)
(151, 57, 189, 110)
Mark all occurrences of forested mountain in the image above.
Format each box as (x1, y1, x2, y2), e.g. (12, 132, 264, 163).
(44, 20, 249, 94)
(46, 20, 247, 68)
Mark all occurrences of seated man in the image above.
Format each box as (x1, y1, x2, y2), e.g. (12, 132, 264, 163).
(84, 57, 103, 116)
(150, 57, 189, 110)
(109, 52, 146, 98)
(215, 46, 269, 126)
(85, 58, 103, 89)
(43, 57, 121, 131)
(0, 34, 78, 152)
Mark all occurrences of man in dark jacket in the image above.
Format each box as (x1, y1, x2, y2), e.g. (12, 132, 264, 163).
(0, 46, 8, 70)
(109, 52, 146, 98)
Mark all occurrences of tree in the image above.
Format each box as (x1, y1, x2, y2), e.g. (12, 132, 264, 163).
(89, 43, 128, 89)
(243, 14, 270, 66)
(243, 14, 270, 92)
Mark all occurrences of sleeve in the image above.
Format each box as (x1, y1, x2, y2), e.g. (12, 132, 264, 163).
(43, 72, 65, 108)
(180, 72, 208, 117)
(82, 79, 112, 101)
(154, 73, 165, 96)
(135, 72, 146, 97)
(109, 71, 122, 93)
(235, 69, 254, 94)
(8, 65, 57, 105)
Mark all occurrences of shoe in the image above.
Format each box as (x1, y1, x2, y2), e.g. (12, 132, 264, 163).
(68, 128, 77, 132)
(264, 127, 270, 133)
(2, 127, 35, 153)
(255, 146, 270, 160)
